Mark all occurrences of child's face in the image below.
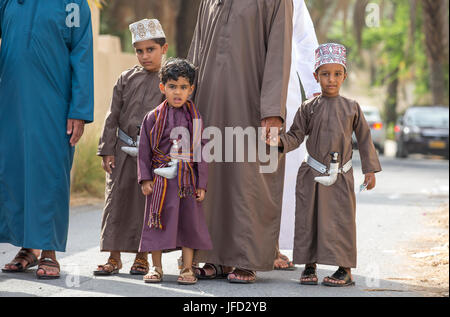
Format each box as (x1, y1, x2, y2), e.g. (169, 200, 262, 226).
(314, 64, 347, 97)
(159, 77, 194, 108)
(134, 40, 168, 72)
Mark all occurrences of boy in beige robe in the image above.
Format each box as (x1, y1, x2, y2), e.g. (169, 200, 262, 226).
(94, 19, 167, 276)
(268, 43, 381, 287)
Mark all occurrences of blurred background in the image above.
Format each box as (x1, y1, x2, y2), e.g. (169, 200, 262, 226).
(71, 0, 449, 200)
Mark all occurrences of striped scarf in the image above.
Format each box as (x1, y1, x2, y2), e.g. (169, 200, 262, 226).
(147, 100, 202, 229)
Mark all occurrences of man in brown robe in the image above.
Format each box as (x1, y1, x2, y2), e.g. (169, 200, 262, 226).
(95, 19, 166, 275)
(188, 0, 293, 282)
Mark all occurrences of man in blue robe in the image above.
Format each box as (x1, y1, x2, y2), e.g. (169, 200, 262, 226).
(0, 0, 94, 279)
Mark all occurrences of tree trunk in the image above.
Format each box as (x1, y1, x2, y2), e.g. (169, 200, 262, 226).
(353, 0, 369, 54)
(422, 0, 448, 105)
(385, 68, 399, 125)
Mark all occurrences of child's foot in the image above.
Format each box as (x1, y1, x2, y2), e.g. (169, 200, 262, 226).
(144, 266, 163, 283)
(322, 267, 355, 287)
(300, 264, 318, 285)
(178, 267, 198, 285)
(93, 257, 122, 276)
(130, 253, 149, 275)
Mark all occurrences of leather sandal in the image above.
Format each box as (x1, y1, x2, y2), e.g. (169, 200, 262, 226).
(93, 257, 122, 276)
(130, 258, 149, 275)
(274, 254, 296, 271)
(227, 268, 256, 284)
(178, 267, 198, 285)
(194, 263, 229, 280)
(144, 266, 163, 283)
(322, 267, 355, 287)
(300, 265, 318, 285)
(2, 248, 39, 273)
(36, 257, 60, 280)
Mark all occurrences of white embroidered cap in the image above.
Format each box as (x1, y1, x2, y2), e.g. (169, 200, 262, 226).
(129, 19, 166, 45)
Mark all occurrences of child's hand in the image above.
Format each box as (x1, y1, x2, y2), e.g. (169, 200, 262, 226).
(265, 134, 281, 147)
(196, 189, 206, 202)
(364, 173, 376, 190)
(141, 180, 155, 196)
(102, 156, 115, 174)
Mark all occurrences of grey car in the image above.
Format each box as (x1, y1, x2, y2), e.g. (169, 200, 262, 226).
(352, 106, 386, 154)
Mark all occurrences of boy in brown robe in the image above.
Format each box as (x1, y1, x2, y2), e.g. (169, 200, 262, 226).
(268, 43, 382, 287)
(94, 19, 167, 276)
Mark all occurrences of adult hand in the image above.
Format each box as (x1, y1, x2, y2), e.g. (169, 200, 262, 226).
(364, 173, 376, 190)
(101, 156, 115, 174)
(141, 180, 154, 196)
(261, 116, 283, 143)
(67, 119, 85, 147)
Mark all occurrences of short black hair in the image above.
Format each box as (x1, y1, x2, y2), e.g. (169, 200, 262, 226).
(159, 58, 196, 85)
(152, 38, 166, 47)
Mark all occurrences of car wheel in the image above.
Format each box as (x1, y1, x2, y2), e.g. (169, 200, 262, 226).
(396, 140, 408, 158)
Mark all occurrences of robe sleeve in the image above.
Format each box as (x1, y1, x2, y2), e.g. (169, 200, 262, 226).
(67, 0, 94, 123)
(260, 0, 293, 122)
(293, 0, 321, 98)
(353, 102, 382, 174)
(196, 117, 208, 191)
(138, 111, 156, 184)
(187, 0, 204, 96)
(279, 103, 308, 153)
(97, 75, 124, 156)
(0, 0, 5, 39)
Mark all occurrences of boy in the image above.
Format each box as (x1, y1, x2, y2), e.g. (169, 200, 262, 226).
(267, 43, 381, 287)
(138, 58, 212, 285)
(95, 19, 167, 276)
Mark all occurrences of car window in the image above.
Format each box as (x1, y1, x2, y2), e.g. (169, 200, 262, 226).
(363, 110, 381, 122)
(405, 109, 449, 128)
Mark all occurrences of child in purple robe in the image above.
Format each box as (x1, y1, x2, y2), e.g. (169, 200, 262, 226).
(138, 58, 212, 285)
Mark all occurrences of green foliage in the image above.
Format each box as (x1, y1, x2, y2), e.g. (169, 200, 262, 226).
(71, 128, 105, 198)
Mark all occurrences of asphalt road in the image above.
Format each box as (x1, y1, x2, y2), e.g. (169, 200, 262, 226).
(0, 147, 448, 297)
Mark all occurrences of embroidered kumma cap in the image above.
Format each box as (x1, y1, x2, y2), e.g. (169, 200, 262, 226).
(314, 43, 347, 72)
(129, 19, 166, 45)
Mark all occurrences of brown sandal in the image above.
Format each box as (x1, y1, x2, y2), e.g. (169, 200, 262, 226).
(2, 248, 39, 273)
(93, 258, 122, 276)
(130, 258, 149, 275)
(36, 258, 60, 280)
(178, 268, 198, 285)
(227, 268, 257, 284)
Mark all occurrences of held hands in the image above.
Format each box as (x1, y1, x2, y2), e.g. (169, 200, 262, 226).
(67, 119, 85, 147)
(261, 116, 282, 147)
(102, 156, 115, 174)
(364, 173, 376, 190)
(141, 180, 155, 196)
